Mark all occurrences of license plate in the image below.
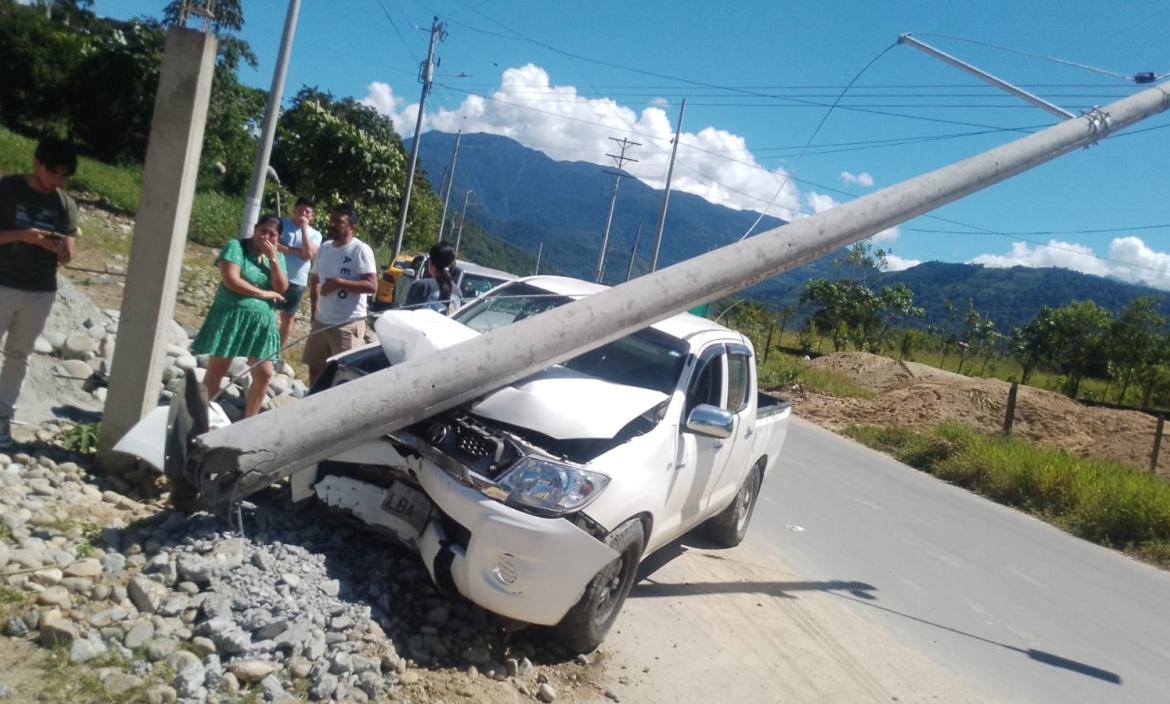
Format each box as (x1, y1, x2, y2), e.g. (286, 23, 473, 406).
(381, 481, 433, 534)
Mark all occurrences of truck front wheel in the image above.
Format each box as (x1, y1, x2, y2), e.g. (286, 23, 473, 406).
(553, 518, 644, 653)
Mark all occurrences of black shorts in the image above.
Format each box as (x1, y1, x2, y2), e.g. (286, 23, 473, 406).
(275, 283, 306, 314)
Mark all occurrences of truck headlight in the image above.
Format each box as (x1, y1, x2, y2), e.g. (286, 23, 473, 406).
(497, 456, 609, 515)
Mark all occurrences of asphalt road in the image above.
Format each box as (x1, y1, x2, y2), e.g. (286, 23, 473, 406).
(746, 417, 1170, 703)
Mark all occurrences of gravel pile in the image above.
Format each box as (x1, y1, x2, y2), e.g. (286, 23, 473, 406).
(31, 304, 308, 427)
(1, 450, 590, 703)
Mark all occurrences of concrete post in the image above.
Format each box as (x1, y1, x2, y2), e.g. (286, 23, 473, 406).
(187, 80, 1170, 511)
(97, 27, 217, 460)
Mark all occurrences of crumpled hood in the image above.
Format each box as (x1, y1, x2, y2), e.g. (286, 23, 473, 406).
(374, 309, 667, 440)
(471, 367, 668, 440)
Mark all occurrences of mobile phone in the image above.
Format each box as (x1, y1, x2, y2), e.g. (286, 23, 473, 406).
(48, 232, 66, 240)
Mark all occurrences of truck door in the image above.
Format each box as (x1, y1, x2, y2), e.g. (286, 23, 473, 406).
(706, 344, 756, 514)
(660, 344, 733, 540)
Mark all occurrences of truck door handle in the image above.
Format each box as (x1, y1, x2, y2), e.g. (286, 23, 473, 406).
(744, 428, 754, 439)
(713, 441, 725, 449)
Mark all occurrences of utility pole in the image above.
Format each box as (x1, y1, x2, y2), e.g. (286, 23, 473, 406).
(393, 16, 447, 260)
(237, 0, 301, 238)
(534, 242, 543, 275)
(651, 98, 685, 272)
(98, 26, 217, 460)
(169, 80, 1170, 510)
(437, 128, 463, 242)
(625, 222, 642, 282)
(454, 189, 472, 255)
(595, 137, 640, 283)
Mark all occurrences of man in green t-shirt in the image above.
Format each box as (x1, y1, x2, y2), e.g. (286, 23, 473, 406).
(0, 137, 80, 447)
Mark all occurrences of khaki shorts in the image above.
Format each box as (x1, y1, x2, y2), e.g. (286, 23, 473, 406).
(302, 318, 366, 369)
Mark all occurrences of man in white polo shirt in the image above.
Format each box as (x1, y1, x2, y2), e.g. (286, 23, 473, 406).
(303, 203, 377, 385)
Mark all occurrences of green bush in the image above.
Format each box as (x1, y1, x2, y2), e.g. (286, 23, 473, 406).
(189, 190, 245, 247)
(845, 422, 1170, 568)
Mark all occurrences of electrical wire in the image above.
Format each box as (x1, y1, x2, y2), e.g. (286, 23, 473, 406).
(371, 0, 422, 64)
(738, 43, 898, 240)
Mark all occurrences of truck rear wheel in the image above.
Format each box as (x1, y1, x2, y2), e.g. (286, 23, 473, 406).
(553, 518, 644, 654)
(707, 464, 762, 547)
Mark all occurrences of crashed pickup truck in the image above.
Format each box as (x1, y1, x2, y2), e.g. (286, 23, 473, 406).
(123, 275, 792, 652)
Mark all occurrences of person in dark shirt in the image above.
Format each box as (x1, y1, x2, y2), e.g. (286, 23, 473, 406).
(0, 137, 80, 447)
(404, 241, 462, 315)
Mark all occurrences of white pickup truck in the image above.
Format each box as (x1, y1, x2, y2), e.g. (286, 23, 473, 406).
(119, 275, 792, 652)
(301, 276, 793, 651)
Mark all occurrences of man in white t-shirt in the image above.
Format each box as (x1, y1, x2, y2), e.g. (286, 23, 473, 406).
(302, 203, 377, 385)
(275, 196, 322, 349)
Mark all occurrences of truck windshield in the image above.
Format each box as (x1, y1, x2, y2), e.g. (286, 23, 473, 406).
(454, 282, 687, 395)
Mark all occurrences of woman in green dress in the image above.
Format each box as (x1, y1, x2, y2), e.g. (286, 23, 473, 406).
(192, 215, 288, 417)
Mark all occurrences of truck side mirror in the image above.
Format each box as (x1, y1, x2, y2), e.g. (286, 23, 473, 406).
(685, 404, 734, 439)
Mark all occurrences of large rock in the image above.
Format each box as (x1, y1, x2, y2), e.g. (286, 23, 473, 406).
(128, 576, 168, 613)
(56, 359, 94, 379)
(69, 633, 108, 663)
(103, 672, 144, 697)
(229, 660, 279, 684)
(63, 558, 103, 579)
(61, 333, 96, 360)
(123, 620, 155, 649)
(38, 611, 78, 647)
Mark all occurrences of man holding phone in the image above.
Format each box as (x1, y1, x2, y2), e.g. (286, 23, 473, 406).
(0, 137, 80, 447)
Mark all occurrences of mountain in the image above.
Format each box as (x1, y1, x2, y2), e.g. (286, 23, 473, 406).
(414, 131, 1169, 331)
(414, 131, 788, 283)
(880, 262, 1170, 332)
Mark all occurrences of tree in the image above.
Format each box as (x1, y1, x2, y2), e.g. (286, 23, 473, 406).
(1010, 306, 1057, 385)
(715, 299, 775, 353)
(270, 88, 447, 248)
(955, 301, 996, 375)
(1048, 301, 1110, 398)
(1105, 296, 1167, 405)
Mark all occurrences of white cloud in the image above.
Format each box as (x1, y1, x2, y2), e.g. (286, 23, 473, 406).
(870, 226, 899, 244)
(649, 97, 670, 108)
(882, 253, 921, 271)
(968, 236, 1170, 290)
(361, 64, 805, 219)
(840, 170, 874, 188)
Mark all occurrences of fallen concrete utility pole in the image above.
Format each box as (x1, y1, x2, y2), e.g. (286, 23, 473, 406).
(186, 81, 1170, 511)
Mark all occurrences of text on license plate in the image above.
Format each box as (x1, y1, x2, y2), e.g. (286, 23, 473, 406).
(381, 481, 433, 534)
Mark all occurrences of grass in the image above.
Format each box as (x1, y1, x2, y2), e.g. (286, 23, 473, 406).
(757, 352, 875, 399)
(0, 584, 31, 622)
(0, 124, 242, 247)
(846, 421, 1170, 568)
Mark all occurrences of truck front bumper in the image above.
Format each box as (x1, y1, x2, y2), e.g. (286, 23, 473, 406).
(307, 452, 617, 626)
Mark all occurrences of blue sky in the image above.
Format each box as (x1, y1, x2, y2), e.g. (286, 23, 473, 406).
(93, 0, 1170, 288)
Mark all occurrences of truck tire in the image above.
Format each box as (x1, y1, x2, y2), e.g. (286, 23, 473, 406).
(553, 518, 644, 653)
(706, 463, 762, 547)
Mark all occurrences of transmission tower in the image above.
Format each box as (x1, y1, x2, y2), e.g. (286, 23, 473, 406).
(595, 137, 639, 283)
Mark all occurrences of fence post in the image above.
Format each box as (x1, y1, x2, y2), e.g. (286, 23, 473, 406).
(763, 324, 775, 365)
(1003, 379, 1019, 435)
(1151, 415, 1165, 472)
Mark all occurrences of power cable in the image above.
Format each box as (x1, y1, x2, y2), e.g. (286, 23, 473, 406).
(371, 0, 422, 64)
(738, 43, 897, 240)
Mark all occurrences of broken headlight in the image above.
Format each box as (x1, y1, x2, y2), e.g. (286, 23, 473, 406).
(497, 456, 609, 515)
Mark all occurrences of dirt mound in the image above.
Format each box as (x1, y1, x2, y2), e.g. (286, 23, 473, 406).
(808, 352, 915, 393)
(795, 352, 1167, 477)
